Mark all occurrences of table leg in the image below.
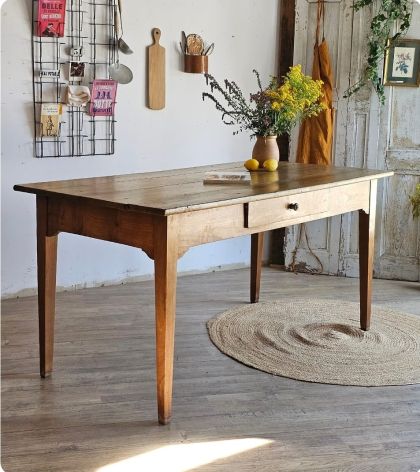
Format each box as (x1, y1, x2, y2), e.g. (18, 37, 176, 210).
(36, 196, 58, 378)
(154, 219, 178, 425)
(250, 233, 264, 303)
(358, 181, 377, 331)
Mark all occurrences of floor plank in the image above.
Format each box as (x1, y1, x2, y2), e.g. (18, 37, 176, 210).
(2, 268, 420, 472)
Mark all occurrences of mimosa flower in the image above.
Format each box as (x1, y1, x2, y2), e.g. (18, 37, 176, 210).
(203, 66, 325, 137)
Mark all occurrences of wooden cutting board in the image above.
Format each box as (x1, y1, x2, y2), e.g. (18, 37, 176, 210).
(148, 28, 166, 110)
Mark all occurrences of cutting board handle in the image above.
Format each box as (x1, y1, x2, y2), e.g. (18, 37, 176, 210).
(152, 28, 161, 45)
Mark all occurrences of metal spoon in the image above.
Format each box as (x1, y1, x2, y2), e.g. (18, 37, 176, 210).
(115, 0, 133, 55)
(118, 37, 133, 55)
(203, 43, 215, 56)
(181, 31, 188, 54)
(109, 0, 133, 84)
(109, 59, 133, 84)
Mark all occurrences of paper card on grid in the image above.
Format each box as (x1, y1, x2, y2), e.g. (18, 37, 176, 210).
(40, 103, 63, 137)
(90, 80, 118, 116)
(38, 0, 67, 37)
(69, 62, 86, 81)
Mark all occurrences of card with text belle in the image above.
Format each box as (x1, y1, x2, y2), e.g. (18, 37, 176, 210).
(38, 0, 67, 38)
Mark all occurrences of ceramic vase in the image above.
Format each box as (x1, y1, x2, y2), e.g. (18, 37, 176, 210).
(252, 135, 280, 167)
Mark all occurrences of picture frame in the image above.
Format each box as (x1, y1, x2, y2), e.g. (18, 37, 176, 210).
(384, 38, 420, 87)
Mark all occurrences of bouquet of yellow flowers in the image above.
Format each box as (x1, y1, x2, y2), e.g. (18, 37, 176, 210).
(203, 65, 325, 137)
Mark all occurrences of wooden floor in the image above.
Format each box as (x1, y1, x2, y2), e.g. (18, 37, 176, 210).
(2, 268, 420, 472)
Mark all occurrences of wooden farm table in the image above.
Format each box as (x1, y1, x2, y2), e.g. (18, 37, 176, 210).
(14, 162, 392, 424)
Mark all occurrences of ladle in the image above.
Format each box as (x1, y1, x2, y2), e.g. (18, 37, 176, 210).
(115, 0, 133, 55)
(109, 0, 133, 84)
(109, 59, 133, 85)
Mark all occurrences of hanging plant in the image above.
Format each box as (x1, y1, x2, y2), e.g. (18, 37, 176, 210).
(344, 0, 412, 104)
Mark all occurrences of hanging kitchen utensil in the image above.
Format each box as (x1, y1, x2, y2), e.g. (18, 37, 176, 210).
(179, 32, 187, 55)
(186, 34, 204, 55)
(181, 31, 188, 54)
(148, 28, 166, 110)
(203, 43, 215, 56)
(115, 0, 133, 55)
(109, 59, 133, 84)
(109, 1, 133, 84)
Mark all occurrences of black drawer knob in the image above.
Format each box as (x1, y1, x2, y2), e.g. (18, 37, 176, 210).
(288, 203, 299, 211)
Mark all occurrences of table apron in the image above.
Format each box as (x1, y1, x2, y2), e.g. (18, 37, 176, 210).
(45, 180, 372, 260)
(47, 198, 156, 259)
(175, 180, 371, 254)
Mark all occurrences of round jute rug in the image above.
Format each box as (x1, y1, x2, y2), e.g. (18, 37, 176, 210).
(207, 299, 420, 386)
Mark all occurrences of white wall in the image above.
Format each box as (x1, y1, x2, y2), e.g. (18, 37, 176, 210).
(1, 0, 279, 297)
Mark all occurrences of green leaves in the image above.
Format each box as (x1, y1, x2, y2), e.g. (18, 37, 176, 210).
(344, 0, 411, 104)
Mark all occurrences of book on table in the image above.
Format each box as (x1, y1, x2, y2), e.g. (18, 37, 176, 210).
(203, 171, 251, 184)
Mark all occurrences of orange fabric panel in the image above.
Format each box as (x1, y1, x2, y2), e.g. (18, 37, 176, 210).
(297, 17, 334, 165)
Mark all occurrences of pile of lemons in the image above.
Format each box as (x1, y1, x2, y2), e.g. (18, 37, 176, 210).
(244, 158, 278, 172)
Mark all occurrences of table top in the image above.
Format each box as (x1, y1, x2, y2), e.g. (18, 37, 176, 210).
(14, 162, 393, 215)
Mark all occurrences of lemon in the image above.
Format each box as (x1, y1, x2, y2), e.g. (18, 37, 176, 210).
(263, 159, 279, 172)
(244, 159, 260, 171)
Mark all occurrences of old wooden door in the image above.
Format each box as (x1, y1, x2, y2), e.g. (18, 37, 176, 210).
(285, 0, 420, 281)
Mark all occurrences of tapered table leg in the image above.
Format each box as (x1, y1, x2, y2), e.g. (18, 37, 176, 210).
(154, 218, 178, 425)
(359, 181, 377, 331)
(250, 233, 264, 303)
(36, 196, 58, 378)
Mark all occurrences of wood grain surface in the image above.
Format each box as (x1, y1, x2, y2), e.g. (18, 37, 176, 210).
(13, 162, 393, 427)
(2, 268, 420, 472)
(153, 216, 179, 424)
(250, 233, 264, 303)
(14, 162, 393, 216)
(359, 181, 378, 331)
(148, 28, 166, 110)
(36, 196, 57, 378)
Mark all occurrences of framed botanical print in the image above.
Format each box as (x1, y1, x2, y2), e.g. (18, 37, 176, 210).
(384, 39, 420, 87)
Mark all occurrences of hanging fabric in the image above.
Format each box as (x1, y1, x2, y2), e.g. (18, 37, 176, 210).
(292, 0, 334, 273)
(296, 0, 334, 165)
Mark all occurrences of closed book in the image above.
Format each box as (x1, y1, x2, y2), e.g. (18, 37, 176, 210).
(40, 103, 63, 137)
(38, 0, 67, 38)
(203, 172, 251, 184)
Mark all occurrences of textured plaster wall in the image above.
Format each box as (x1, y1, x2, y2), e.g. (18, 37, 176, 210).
(1, 0, 279, 297)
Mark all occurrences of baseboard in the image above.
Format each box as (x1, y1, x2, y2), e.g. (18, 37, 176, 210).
(1, 262, 262, 300)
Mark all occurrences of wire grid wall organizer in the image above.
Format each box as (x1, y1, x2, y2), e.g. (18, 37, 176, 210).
(32, 0, 117, 158)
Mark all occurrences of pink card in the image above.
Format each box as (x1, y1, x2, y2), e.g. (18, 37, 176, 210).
(90, 80, 118, 117)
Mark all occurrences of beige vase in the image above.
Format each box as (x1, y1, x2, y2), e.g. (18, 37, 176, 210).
(252, 135, 280, 167)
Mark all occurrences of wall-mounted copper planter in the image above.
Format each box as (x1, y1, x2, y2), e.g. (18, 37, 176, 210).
(184, 54, 209, 74)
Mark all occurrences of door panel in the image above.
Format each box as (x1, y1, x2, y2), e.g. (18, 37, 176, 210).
(285, 0, 354, 275)
(285, 0, 420, 281)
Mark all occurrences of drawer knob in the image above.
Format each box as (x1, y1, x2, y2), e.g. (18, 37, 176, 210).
(288, 203, 299, 211)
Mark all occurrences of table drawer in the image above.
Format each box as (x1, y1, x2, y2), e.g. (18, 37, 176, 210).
(245, 188, 329, 229)
(244, 181, 370, 229)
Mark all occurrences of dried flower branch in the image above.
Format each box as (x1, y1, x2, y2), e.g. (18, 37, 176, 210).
(202, 66, 325, 138)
